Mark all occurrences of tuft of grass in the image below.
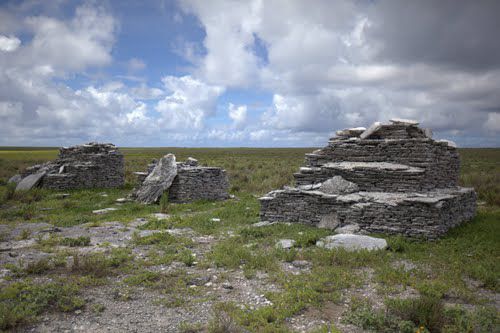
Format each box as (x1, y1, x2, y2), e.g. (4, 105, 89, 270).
(60, 236, 91, 247)
(24, 258, 53, 275)
(0, 280, 84, 330)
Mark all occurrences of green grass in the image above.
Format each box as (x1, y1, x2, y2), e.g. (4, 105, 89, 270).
(0, 279, 84, 330)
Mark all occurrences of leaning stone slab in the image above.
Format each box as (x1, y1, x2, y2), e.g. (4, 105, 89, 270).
(360, 121, 382, 139)
(134, 154, 178, 204)
(15, 172, 46, 191)
(316, 234, 387, 251)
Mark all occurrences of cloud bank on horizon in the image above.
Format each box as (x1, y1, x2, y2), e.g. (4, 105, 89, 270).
(0, 0, 499, 147)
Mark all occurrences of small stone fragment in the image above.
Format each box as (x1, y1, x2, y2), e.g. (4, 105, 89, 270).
(152, 213, 169, 220)
(185, 157, 199, 166)
(8, 174, 22, 184)
(222, 282, 233, 290)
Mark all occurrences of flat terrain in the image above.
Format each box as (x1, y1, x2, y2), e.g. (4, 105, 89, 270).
(0, 147, 499, 332)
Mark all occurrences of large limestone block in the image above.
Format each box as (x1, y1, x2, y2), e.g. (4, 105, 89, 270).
(316, 234, 387, 251)
(319, 176, 359, 194)
(134, 154, 178, 204)
(15, 172, 46, 191)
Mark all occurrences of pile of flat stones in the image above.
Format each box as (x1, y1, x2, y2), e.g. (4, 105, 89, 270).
(11, 143, 124, 191)
(131, 154, 230, 204)
(260, 119, 477, 239)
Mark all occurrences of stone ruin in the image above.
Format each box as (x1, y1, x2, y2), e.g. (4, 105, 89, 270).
(13, 143, 124, 191)
(131, 154, 230, 204)
(259, 119, 477, 239)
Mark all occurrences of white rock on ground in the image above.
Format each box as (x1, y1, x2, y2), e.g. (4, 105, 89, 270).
(276, 239, 295, 249)
(316, 234, 387, 251)
(252, 221, 275, 227)
(152, 213, 170, 220)
(92, 208, 118, 215)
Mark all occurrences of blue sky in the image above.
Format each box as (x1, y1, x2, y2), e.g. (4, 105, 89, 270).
(0, 0, 499, 147)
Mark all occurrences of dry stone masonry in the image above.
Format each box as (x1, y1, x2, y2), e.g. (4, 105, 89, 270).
(260, 119, 477, 239)
(131, 154, 230, 204)
(16, 143, 124, 191)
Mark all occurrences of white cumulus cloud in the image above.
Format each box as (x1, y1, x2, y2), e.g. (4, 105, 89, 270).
(0, 35, 20, 52)
(155, 75, 224, 129)
(228, 103, 247, 128)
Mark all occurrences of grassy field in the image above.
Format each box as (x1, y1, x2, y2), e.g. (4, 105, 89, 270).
(0, 147, 498, 332)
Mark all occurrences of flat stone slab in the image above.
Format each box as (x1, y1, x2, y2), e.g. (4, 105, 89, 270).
(92, 207, 118, 215)
(437, 139, 457, 148)
(335, 127, 366, 137)
(252, 221, 276, 227)
(16, 172, 45, 191)
(389, 118, 419, 125)
(324, 161, 424, 173)
(316, 234, 387, 251)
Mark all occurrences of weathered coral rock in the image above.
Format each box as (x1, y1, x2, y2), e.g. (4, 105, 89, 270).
(260, 120, 477, 239)
(17, 143, 124, 191)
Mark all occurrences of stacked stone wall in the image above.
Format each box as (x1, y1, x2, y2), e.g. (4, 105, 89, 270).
(304, 139, 460, 190)
(21, 143, 124, 190)
(260, 188, 476, 239)
(259, 119, 476, 239)
(168, 167, 230, 203)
